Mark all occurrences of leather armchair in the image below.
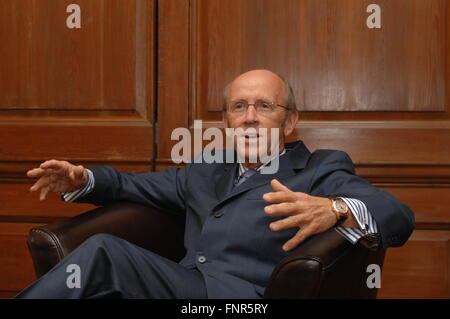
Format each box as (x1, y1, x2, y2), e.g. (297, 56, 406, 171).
(27, 201, 386, 298)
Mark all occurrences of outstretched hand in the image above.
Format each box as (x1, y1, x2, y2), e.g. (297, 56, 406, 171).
(263, 179, 338, 251)
(27, 160, 88, 201)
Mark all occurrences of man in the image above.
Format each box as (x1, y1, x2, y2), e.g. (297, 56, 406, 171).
(17, 70, 414, 298)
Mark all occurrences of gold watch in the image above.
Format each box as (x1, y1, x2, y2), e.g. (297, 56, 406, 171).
(330, 198, 349, 224)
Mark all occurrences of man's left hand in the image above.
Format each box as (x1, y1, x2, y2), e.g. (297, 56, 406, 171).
(263, 179, 338, 252)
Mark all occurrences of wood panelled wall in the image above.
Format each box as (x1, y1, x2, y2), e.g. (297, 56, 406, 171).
(0, 0, 154, 297)
(0, 0, 448, 298)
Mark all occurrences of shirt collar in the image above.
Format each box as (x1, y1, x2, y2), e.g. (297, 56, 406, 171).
(238, 148, 287, 178)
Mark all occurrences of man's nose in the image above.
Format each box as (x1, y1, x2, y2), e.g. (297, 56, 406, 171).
(243, 104, 259, 123)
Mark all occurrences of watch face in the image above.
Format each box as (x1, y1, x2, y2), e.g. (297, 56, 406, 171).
(335, 200, 349, 213)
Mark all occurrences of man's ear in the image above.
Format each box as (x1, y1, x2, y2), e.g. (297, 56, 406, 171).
(283, 110, 299, 137)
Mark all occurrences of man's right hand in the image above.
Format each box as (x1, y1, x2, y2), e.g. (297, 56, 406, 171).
(27, 160, 88, 201)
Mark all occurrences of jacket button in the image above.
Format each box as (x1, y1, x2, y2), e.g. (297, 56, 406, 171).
(214, 211, 223, 218)
(198, 256, 206, 263)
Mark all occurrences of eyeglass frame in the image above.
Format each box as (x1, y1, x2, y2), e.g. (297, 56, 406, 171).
(225, 99, 290, 115)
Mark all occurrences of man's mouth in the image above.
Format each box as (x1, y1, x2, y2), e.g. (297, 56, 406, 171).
(237, 129, 263, 140)
(243, 133, 259, 140)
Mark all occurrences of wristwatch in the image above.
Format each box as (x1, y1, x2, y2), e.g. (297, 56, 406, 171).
(330, 198, 350, 224)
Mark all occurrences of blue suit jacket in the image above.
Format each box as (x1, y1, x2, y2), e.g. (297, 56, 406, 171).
(77, 140, 414, 298)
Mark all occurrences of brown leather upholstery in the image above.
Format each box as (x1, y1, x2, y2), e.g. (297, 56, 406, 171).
(28, 202, 385, 298)
(265, 228, 385, 298)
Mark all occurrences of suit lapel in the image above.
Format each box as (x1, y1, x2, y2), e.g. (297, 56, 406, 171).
(213, 140, 312, 211)
(215, 163, 238, 202)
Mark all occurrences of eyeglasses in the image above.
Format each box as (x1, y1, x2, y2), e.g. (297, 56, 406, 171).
(227, 100, 289, 115)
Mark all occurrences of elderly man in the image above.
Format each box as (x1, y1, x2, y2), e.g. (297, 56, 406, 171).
(17, 70, 414, 299)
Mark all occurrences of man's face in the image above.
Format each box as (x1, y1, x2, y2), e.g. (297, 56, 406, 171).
(223, 70, 298, 168)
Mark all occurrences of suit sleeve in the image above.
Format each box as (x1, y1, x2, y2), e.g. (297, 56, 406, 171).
(73, 166, 188, 214)
(308, 150, 415, 249)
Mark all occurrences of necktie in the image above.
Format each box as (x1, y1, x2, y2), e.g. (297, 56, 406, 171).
(234, 169, 257, 187)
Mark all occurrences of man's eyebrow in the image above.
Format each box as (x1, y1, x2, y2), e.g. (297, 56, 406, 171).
(229, 98, 247, 102)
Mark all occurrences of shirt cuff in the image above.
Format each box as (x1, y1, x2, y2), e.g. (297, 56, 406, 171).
(334, 197, 380, 246)
(61, 169, 95, 202)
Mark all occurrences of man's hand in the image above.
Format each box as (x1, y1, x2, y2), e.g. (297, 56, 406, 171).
(27, 160, 88, 201)
(263, 179, 338, 252)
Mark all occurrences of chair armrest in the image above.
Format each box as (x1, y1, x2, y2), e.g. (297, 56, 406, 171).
(27, 201, 186, 279)
(264, 228, 386, 299)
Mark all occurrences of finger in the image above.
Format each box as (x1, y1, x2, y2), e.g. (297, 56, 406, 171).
(282, 227, 314, 251)
(264, 202, 301, 216)
(40, 160, 66, 171)
(30, 176, 50, 192)
(269, 214, 307, 231)
(270, 179, 293, 193)
(28, 168, 57, 179)
(39, 186, 51, 201)
(27, 168, 46, 178)
(263, 191, 299, 203)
